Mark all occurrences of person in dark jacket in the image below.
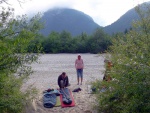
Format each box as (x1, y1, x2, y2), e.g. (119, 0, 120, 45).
(58, 72, 70, 89)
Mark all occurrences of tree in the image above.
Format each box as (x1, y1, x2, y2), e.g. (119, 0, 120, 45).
(0, 1, 43, 113)
(87, 28, 111, 53)
(59, 30, 72, 53)
(75, 32, 89, 53)
(93, 3, 150, 113)
(42, 31, 61, 53)
(27, 34, 44, 53)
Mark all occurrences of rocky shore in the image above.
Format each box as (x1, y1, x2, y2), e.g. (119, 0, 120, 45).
(22, 54, 105, 113)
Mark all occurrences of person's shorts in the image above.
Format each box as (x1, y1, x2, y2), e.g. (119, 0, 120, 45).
(77, 69, 83, 78)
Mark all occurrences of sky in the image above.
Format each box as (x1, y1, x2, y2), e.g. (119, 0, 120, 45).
(7, 0, 150, 27)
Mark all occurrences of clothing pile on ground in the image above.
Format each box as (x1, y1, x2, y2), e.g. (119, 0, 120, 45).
(72, 87, 82, 92)
(43, 89, 61, 108)
(43, 87, 76, 108)
(60, 88, 72, 104)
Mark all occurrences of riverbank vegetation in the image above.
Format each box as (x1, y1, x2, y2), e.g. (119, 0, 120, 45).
(93, 3, 150, 113)
(28, 28, 112, 54)
(0, 1, 42, 112)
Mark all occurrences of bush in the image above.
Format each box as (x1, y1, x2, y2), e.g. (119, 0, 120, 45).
(0, 1, 42, 112)
(93, 3, 150, 113)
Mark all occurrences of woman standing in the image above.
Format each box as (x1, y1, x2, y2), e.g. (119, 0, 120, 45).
(75, 54, 84, 85)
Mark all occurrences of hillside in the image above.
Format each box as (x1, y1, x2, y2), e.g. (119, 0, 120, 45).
(103, 2, 150, 35)
(103, 8, 139, 35)
(40, 2, 149, 36)
(40, 8, 101, 36)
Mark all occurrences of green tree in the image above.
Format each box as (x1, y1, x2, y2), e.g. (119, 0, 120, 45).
(87, 28, 111, 53)
(59, 30, 72, 53)
(75, 32, 89, 53)
(0, 1, 42, 113)
(27, 34, 44, 53)
(94, 3, 150, 113)
(42, 37, 52, 53)
(45, 31, 61, 53)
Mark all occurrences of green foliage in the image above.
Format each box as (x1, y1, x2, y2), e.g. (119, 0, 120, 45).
(0, 2, 43, 112)
(27, 34, 44, 53)
(87, 28, 112, 53)
(30, 28, 112, 54)
(59, 31, 72, 53)
(94, 4, 150, 113)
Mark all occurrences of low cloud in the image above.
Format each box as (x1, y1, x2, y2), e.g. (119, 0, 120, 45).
(10, 0, 150, 26)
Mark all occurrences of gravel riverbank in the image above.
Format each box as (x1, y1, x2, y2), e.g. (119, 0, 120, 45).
(23, 53, 105, 113)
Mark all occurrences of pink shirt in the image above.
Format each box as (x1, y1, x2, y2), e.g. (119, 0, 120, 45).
(75, 59, 84, 69)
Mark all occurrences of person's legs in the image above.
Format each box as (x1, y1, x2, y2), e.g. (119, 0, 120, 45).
(80, 69, 83, 85)
(77, 77, 79, 85)
(77, 69, 80, 85)
(81, 77, 83, 85)
(77, 69, 83, 85)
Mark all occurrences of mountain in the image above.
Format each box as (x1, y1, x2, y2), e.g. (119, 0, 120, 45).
(103, 2, 150, 35)
(103, 8, 139, 35)
(40, 2, 149, 36)
(40, 8, 101, 36)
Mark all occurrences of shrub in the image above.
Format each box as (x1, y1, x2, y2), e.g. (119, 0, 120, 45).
(93, 3, 150, 113)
